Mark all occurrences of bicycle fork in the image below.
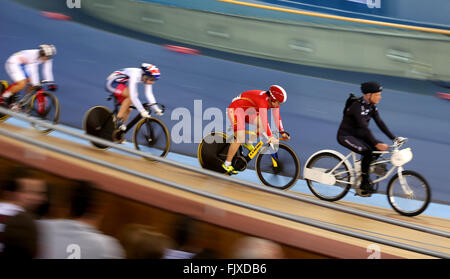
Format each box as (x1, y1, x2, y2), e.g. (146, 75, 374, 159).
(397, 167, 414, 199)
(36, 91, 47, 114)
(246, 141, 280, 168)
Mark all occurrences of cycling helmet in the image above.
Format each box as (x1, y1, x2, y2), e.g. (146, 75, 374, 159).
(39, 44, 57, 58)
(141, 63, 160, 80)
(268, 85, 287, 104)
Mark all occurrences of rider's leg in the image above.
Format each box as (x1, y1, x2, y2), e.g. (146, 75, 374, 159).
(4, 61, 26, 92)
(223, 131, 245, 174)
(360, 149, 374, 186)
(117, 87, 130, 121)
(115, 87, 131, 130)
(244, 115, 261, 150)
(337, 135, 374, 191)
(3, 61, 28, 101)
(223, 108, 246, 174)
(1, 79, 27, 102)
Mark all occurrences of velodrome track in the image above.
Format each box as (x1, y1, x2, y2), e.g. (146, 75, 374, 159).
(1, 0, 449, 204)
(0, 0, 449, 258)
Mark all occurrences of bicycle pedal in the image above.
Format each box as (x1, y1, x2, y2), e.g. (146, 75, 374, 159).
(112, 130, 125, 142)
(10, 104, 22, 112)
(355, 189, 372, 197)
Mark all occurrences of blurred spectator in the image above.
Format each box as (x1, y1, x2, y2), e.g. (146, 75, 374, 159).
(37, 180, 124, 259)
(163, 216, 197, 259)
(231, 236, 284, 259)
(0, 167, 44, 257)
(2, 211, 37, 258)
(120, 223, 173, 259)
(12, 167, 49, 218)
(163, 215, 219, 259)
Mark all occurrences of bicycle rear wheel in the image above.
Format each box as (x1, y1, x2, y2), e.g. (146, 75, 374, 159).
(83, 106, 115, 149)
(305, 152, 352, 201)
(197, 132, 229, 173)
(0, 103, 11, 123)
(133, 117, 170, 159)
(28, 91, 60, 134)
(0, 80, 11, 122)
(255, 143, 300, 190)
(387, 170, 431, 217)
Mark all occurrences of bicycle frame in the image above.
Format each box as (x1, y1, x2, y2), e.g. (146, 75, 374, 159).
(234, 130, 283, 163)
(213, 130, 285, 175)
(328, 143, 414, 197)
(333, 151, 398, 187)
(105, 95, 164, 135)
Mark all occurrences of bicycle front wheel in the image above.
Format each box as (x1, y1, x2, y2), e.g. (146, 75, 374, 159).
(83, 106, 115, 150)
(133, 117, 170, 159)
(387, 170, 431, 217)
(255, 143, 300, 190)
(305, 152, 351, 201)
(28, 91, 60, 134)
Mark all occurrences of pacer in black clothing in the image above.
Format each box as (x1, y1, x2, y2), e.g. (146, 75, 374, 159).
(337, 81, 400, 194)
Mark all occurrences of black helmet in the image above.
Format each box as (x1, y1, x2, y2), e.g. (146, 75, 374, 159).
(361, 81, 382, 94)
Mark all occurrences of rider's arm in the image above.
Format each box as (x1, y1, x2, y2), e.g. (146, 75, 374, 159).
(144, 84, 161, 111)
(372, 108, 396, 140)
(348, 102, 379, 146)
(42, 59, 54, 82)
(261, 109, 272, 138)
(271, 106, 284, 132)
(26, 63, 41, 86)
(128, 80, 145, 114)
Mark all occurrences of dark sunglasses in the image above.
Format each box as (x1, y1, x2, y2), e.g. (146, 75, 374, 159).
(143, 75, 157, 81)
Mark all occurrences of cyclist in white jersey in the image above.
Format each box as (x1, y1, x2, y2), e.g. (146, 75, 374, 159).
(105, 63, 163, 130)
(2, 44, 57, 107)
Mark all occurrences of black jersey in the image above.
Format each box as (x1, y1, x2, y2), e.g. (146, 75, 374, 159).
(337, 98, 395, 146)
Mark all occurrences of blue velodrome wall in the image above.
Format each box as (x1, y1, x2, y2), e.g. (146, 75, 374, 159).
(139, 0, 450, 29)
(260, 0, 450, 28)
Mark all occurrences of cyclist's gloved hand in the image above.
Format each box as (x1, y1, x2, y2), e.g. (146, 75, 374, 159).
(48, 83, 58, 92)
(32, 84, 43, 92)
(394, 137, 407, 144)
(154, 107, 164, 116)
(280, 131, 290, 140)
(268, 136, 279, 145)
(375, 142, 389, 151)
(140, 110, 151, 118)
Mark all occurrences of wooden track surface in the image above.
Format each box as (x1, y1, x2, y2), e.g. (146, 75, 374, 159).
(0, 122, 448, 259)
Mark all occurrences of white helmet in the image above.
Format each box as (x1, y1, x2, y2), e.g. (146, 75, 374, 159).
(39, 44, 57, 58)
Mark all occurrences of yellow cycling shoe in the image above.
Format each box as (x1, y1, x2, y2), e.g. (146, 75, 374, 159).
(222, 164, 238, 175)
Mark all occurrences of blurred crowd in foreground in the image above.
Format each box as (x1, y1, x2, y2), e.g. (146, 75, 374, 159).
(0, 166, 285, 259)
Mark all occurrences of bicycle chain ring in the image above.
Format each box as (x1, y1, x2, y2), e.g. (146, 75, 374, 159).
(232, 155, 248, 171)
(112, 129, 125, 143)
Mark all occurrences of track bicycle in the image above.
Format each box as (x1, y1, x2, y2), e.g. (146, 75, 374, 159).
(83, 94, 170, 159)
(303, 138, 431, 216)
(198, 130, 300, 190)
(0, 80, 60, 134)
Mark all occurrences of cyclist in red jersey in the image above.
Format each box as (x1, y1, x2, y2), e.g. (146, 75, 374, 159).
(223, 85, 290, 174)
